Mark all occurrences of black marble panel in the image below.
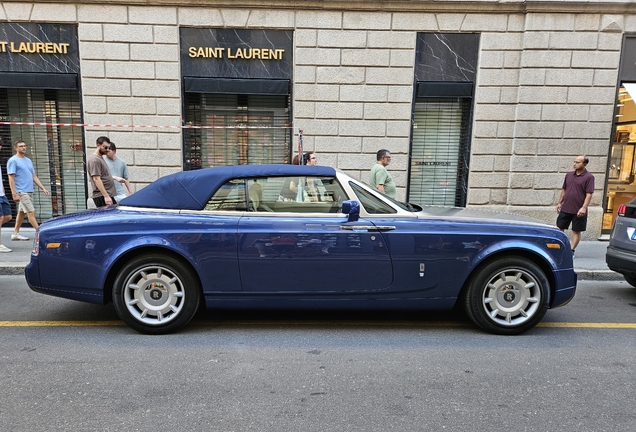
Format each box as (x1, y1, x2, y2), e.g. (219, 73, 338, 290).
(0, 23, 79, 73)
(180, 28, 293, 79)
(415, 33, 479, 82)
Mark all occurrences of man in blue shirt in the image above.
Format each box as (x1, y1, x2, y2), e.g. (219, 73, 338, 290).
(7, 140, 49, 241)
(0, 139, 13, 252)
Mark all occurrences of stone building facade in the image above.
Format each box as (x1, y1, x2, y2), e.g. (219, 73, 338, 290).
(1, 0, 636, 239)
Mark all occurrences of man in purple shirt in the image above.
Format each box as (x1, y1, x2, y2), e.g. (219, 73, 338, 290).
(556, 155, 595, 255)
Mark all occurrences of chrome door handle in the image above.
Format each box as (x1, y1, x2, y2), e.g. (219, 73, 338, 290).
(340, 226, 396, 231)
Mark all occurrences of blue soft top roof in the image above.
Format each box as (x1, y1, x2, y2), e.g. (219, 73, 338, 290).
(119, 164, 337, 210)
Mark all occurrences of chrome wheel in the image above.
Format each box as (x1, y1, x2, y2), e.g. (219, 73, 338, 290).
(464, 257, 549, 335)
(113, 254, 200, 334)
(481, 269, 541, 326)
(123, 265, 185, 325)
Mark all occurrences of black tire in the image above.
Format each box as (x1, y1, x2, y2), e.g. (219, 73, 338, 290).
(112, 253, 201, 334)
(623, 275, 636, 288)
(463, 257, 550, 335)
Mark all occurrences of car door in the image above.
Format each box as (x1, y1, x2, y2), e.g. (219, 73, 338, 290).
(237, 175, 393, 292)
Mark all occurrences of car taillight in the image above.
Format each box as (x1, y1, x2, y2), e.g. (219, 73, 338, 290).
(618, 204, 627, 216)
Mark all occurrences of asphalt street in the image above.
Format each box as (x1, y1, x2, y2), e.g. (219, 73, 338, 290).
(1, 275, 636, 431)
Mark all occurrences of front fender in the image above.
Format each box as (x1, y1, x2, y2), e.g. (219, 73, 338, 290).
(470, 238, 570, 277)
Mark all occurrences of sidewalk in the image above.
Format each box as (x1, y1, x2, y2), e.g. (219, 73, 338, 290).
(0, 228, 622, 280)
(0, 227, 35, 275)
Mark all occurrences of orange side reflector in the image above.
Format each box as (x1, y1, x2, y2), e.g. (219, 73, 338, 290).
(46, 243, 61, 249)
(546, 243, 561, 249)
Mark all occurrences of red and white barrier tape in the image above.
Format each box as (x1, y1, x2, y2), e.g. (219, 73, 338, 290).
(0, 121, 293, 129)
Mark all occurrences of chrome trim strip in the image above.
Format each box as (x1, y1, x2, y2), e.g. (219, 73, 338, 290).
(117, 206, 182, 214)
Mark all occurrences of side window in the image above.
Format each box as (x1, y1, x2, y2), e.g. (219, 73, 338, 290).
(349, 182, 397, 214)
(247, 176, 348, 214)
(205, 179, 247, 211)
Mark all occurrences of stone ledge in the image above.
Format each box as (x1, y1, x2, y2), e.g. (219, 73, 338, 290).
(5, 1, 636, 14)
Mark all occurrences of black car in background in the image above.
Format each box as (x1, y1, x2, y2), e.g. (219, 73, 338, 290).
(606, 199, 636, 287)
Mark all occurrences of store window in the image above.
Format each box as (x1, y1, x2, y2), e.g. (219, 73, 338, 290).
(603, 36, 636, 233)
(0, 88, 84, 225)
(604, 84, 636, 231)
(180, 28, 293, 170)
(409, 33, 478, 207)
(183, 92, 290, 169)
(410, 97, 471, 206)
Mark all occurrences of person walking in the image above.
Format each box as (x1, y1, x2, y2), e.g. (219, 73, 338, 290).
(7, 140, 50, 240)
(0, 140, 12, 251)
(556, 155, 595, 255)
(88, 136, 117, 208)
(104, 142, 131, 202)
(370, 149, 396, 198)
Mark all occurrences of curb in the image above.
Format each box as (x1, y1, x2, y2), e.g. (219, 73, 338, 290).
(0, 264, 27, 276)
(0, 264, 625, 281)
(574, 269, 624, 281)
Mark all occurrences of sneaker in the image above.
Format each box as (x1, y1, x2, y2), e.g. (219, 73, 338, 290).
(11, 233, 29, 241)
(0, 244, 11, 252)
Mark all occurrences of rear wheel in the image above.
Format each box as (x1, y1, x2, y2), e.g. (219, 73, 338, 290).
(112, 254, 200, 334)
(463, 257, 549, 335)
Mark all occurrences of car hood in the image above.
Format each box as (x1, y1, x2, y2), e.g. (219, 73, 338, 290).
(415, 206, 551, 227)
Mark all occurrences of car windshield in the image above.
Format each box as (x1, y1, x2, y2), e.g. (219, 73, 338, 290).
(353, 179, 415, 212)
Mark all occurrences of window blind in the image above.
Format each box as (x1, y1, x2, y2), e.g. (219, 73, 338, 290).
(408, 97, 471, 207)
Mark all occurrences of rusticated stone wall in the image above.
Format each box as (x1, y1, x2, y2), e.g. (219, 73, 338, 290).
(2, 1, 636, 238)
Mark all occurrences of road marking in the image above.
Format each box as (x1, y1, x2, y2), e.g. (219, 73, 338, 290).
(0, 321, 124, 327)
(1, 320, 636, 329)
(537, 322, 636, 329)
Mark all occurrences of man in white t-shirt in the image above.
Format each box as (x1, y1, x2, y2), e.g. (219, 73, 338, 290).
(103, 142, 131, 202)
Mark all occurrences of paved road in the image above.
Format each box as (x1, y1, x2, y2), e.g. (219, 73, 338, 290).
(2, 276, 636, 431)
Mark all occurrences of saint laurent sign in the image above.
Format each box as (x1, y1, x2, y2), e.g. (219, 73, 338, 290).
(188, 47, 285, 60)
(0, 23, 79, 73)
(180, 28, 292, 80)
(0, 41, 70, 54)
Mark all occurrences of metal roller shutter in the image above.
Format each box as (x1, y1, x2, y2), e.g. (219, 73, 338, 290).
(409, 97, 471, 207)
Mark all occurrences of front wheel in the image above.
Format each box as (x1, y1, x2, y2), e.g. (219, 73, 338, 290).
(463, 257, 550, 335)
(112, 254, 201, 334)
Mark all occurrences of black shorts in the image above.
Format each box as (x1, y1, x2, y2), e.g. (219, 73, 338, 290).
(556, 211, 587, 232)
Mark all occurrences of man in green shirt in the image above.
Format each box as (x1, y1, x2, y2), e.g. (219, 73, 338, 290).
(369, 149, 396, 198)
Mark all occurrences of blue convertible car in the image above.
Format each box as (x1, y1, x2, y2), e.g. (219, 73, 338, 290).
(25, 164, 576, 335)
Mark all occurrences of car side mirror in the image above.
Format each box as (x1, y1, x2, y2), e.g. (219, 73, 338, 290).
(341, 200, 360, 222)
